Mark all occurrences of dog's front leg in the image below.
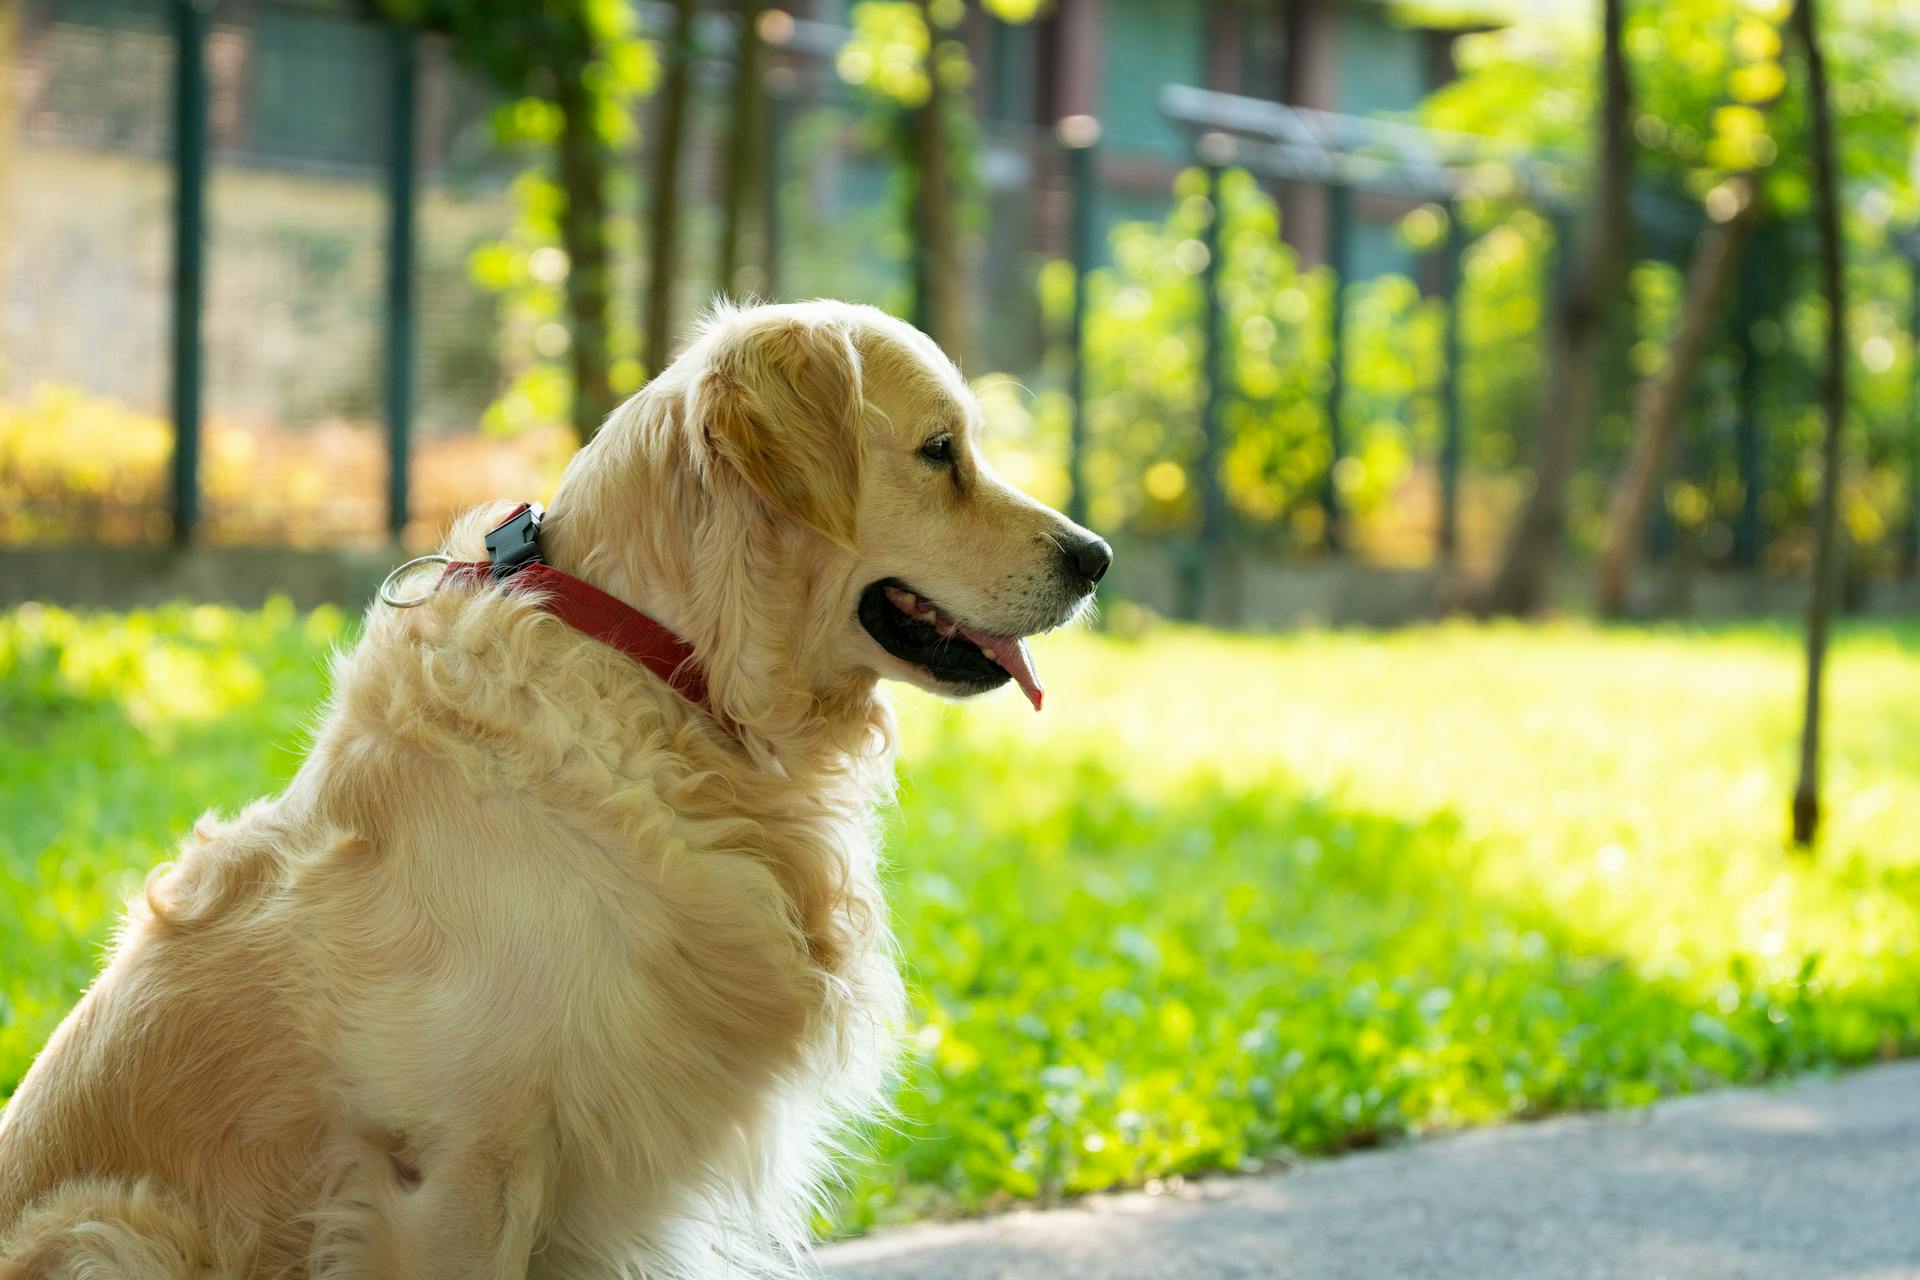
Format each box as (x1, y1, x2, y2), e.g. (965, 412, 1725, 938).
(327, 1133, 553, 1280)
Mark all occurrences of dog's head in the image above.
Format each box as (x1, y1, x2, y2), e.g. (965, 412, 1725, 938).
(548, 300, 1110, 740)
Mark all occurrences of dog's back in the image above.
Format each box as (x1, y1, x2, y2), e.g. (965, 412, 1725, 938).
(0, 803, 338, 1277)
(0, 583, 902, 1279)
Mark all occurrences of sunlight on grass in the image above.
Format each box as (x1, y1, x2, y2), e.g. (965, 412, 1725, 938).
(3, 606, 1917, 1233)
(864, 620, 1920, 1224)
(917, 622, 1920, 988)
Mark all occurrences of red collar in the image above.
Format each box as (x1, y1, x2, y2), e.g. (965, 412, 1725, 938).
(437, 504, 711, 712)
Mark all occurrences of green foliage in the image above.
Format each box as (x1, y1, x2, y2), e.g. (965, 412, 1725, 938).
(977, 0, 1048, 20)
(468, 165, 648, 436)
(382, 0, 658, 433)
(1454, 208, 1553, 472)
(378, 0, 648, 102)
(837, 2, 936, 108)
(1068, 169, 1329, 541)
(834, 0, 1001, 111)
(1585, 225, 1920, 571)
(6, 607, 1920, 1233)
(1419, 0, 1920, 214)
(1035, 1, 1920, 565)
(1059, 171, 1542, 553)
(833, 0, 994, 325)
(1412, 0, 1920, 565)
(777, 105, 917, 312)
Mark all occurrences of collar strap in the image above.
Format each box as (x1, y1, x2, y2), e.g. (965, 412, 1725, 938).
(439, 503, 712, 712)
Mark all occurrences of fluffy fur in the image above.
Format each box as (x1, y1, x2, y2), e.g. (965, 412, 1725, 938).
(0, 300, 1103, 1278)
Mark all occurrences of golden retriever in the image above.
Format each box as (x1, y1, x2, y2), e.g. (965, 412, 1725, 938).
(0, 300, 1110, 1278)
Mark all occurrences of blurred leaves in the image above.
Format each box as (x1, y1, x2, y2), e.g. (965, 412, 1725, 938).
(0, 383, 575, 547)
(838, 2, 933, 107)
(984, 0, 1920, 569)
(0, 385, 172, 542)
(1423, 0, 1920, 217)
(380, 0, 658, 434)
(1041, 170, 1535, 558)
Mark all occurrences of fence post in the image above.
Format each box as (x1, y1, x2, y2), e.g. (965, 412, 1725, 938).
(1059, 114, 1100, 531)
(384, 24, 418, 543)
(1733, 227, 1766, 569)
(904, 103, 931, 337)
(1547, 209, 1577, 310)
(1182, 139, 1231, 621)
(762, 68, 790, 299)
(169, 0, 208, 547)
(1906, 245, 1920, 578)
(1323, 181, 1350, 552)
(1437, 201, 1465, 562)
(758, 14, 796, 299)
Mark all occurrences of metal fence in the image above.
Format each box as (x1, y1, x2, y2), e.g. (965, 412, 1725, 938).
(6, 0, 1918, 603)
(5, 0, 526, 545)
(2, 0, 1092, 548)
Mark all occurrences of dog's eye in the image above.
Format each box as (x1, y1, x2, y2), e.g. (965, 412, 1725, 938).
(918, 435, 954, 466)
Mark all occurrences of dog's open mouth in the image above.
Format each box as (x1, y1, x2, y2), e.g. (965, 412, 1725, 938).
(857, 579, 1046, 710)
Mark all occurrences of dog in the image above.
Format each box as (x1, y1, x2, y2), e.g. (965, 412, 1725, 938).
(0, 299, 1111, 1278)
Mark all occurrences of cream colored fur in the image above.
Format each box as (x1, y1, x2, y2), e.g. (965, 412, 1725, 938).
(0, 301, 1102, 1279)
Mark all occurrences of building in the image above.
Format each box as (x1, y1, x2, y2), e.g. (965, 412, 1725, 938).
(956, 0, 1465, 278)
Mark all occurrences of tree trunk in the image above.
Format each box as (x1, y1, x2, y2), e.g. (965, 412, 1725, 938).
(644, 0, 700, 378)
(1791, 0, 1847, 849)
(0, 1, 13, 335)
(1479, 0, 1633, 616)
(555, 70, 616, 445)
(1905, 257, 1920, 579)
(718, 0, 766, 298)
(908, 0, 966, 362)
(1594, 185, 1762, 615)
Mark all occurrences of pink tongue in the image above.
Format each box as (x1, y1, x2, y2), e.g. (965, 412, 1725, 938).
(958, 627, 1044, 711)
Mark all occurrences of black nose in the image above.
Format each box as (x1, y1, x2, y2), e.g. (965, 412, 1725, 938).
(1066, 535, 1113, 586)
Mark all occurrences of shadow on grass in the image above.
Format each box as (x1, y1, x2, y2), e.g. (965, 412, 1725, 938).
(840, 738, 1920, 1230)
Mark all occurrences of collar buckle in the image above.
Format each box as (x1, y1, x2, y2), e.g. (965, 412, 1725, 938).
(484, 502, 546, 580)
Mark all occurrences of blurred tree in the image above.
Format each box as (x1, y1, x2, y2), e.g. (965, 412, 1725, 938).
(1427, 0, 1920, 581)
(1589, 0, 1781, 621)
(380, 0, 651, 445)
(644, 0, 701, 377)
(837, 1, 1044, 359)
(1791, 0, 1845, 848)
(555, 64, 619, 440)
(1479, 0, 1634, 616)
(1028, 168, 1443, 548)
(718, 1, 769, 297)
(1593, 186, 1762, 615)
(908, 0, 966, 359)
(838, 0, 967, 357)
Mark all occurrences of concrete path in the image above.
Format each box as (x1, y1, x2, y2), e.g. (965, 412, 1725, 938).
(820, 1062, 1920, 1279)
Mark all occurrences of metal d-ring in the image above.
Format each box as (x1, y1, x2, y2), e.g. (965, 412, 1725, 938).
(378, 554, 453, 608)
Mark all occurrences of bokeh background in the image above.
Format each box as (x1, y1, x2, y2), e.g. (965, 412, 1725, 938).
(4, 0, 1919, 1237)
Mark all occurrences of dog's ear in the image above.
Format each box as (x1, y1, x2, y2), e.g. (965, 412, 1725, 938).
(691, 315, 864, 551)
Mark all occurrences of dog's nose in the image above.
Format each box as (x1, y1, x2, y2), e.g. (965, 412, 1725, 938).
(1066, 535, 1113, 586)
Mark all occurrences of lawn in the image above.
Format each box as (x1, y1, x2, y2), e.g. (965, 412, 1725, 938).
(3, 602, 1919, 1234)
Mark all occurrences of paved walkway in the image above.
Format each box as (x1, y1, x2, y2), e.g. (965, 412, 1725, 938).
(820, 1062, 1920, 1279)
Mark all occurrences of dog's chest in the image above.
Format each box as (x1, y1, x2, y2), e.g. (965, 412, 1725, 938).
(534, 793, 880, 1179)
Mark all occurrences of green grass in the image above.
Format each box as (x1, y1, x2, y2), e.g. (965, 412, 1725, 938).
(5, 604, 1920, 1234)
